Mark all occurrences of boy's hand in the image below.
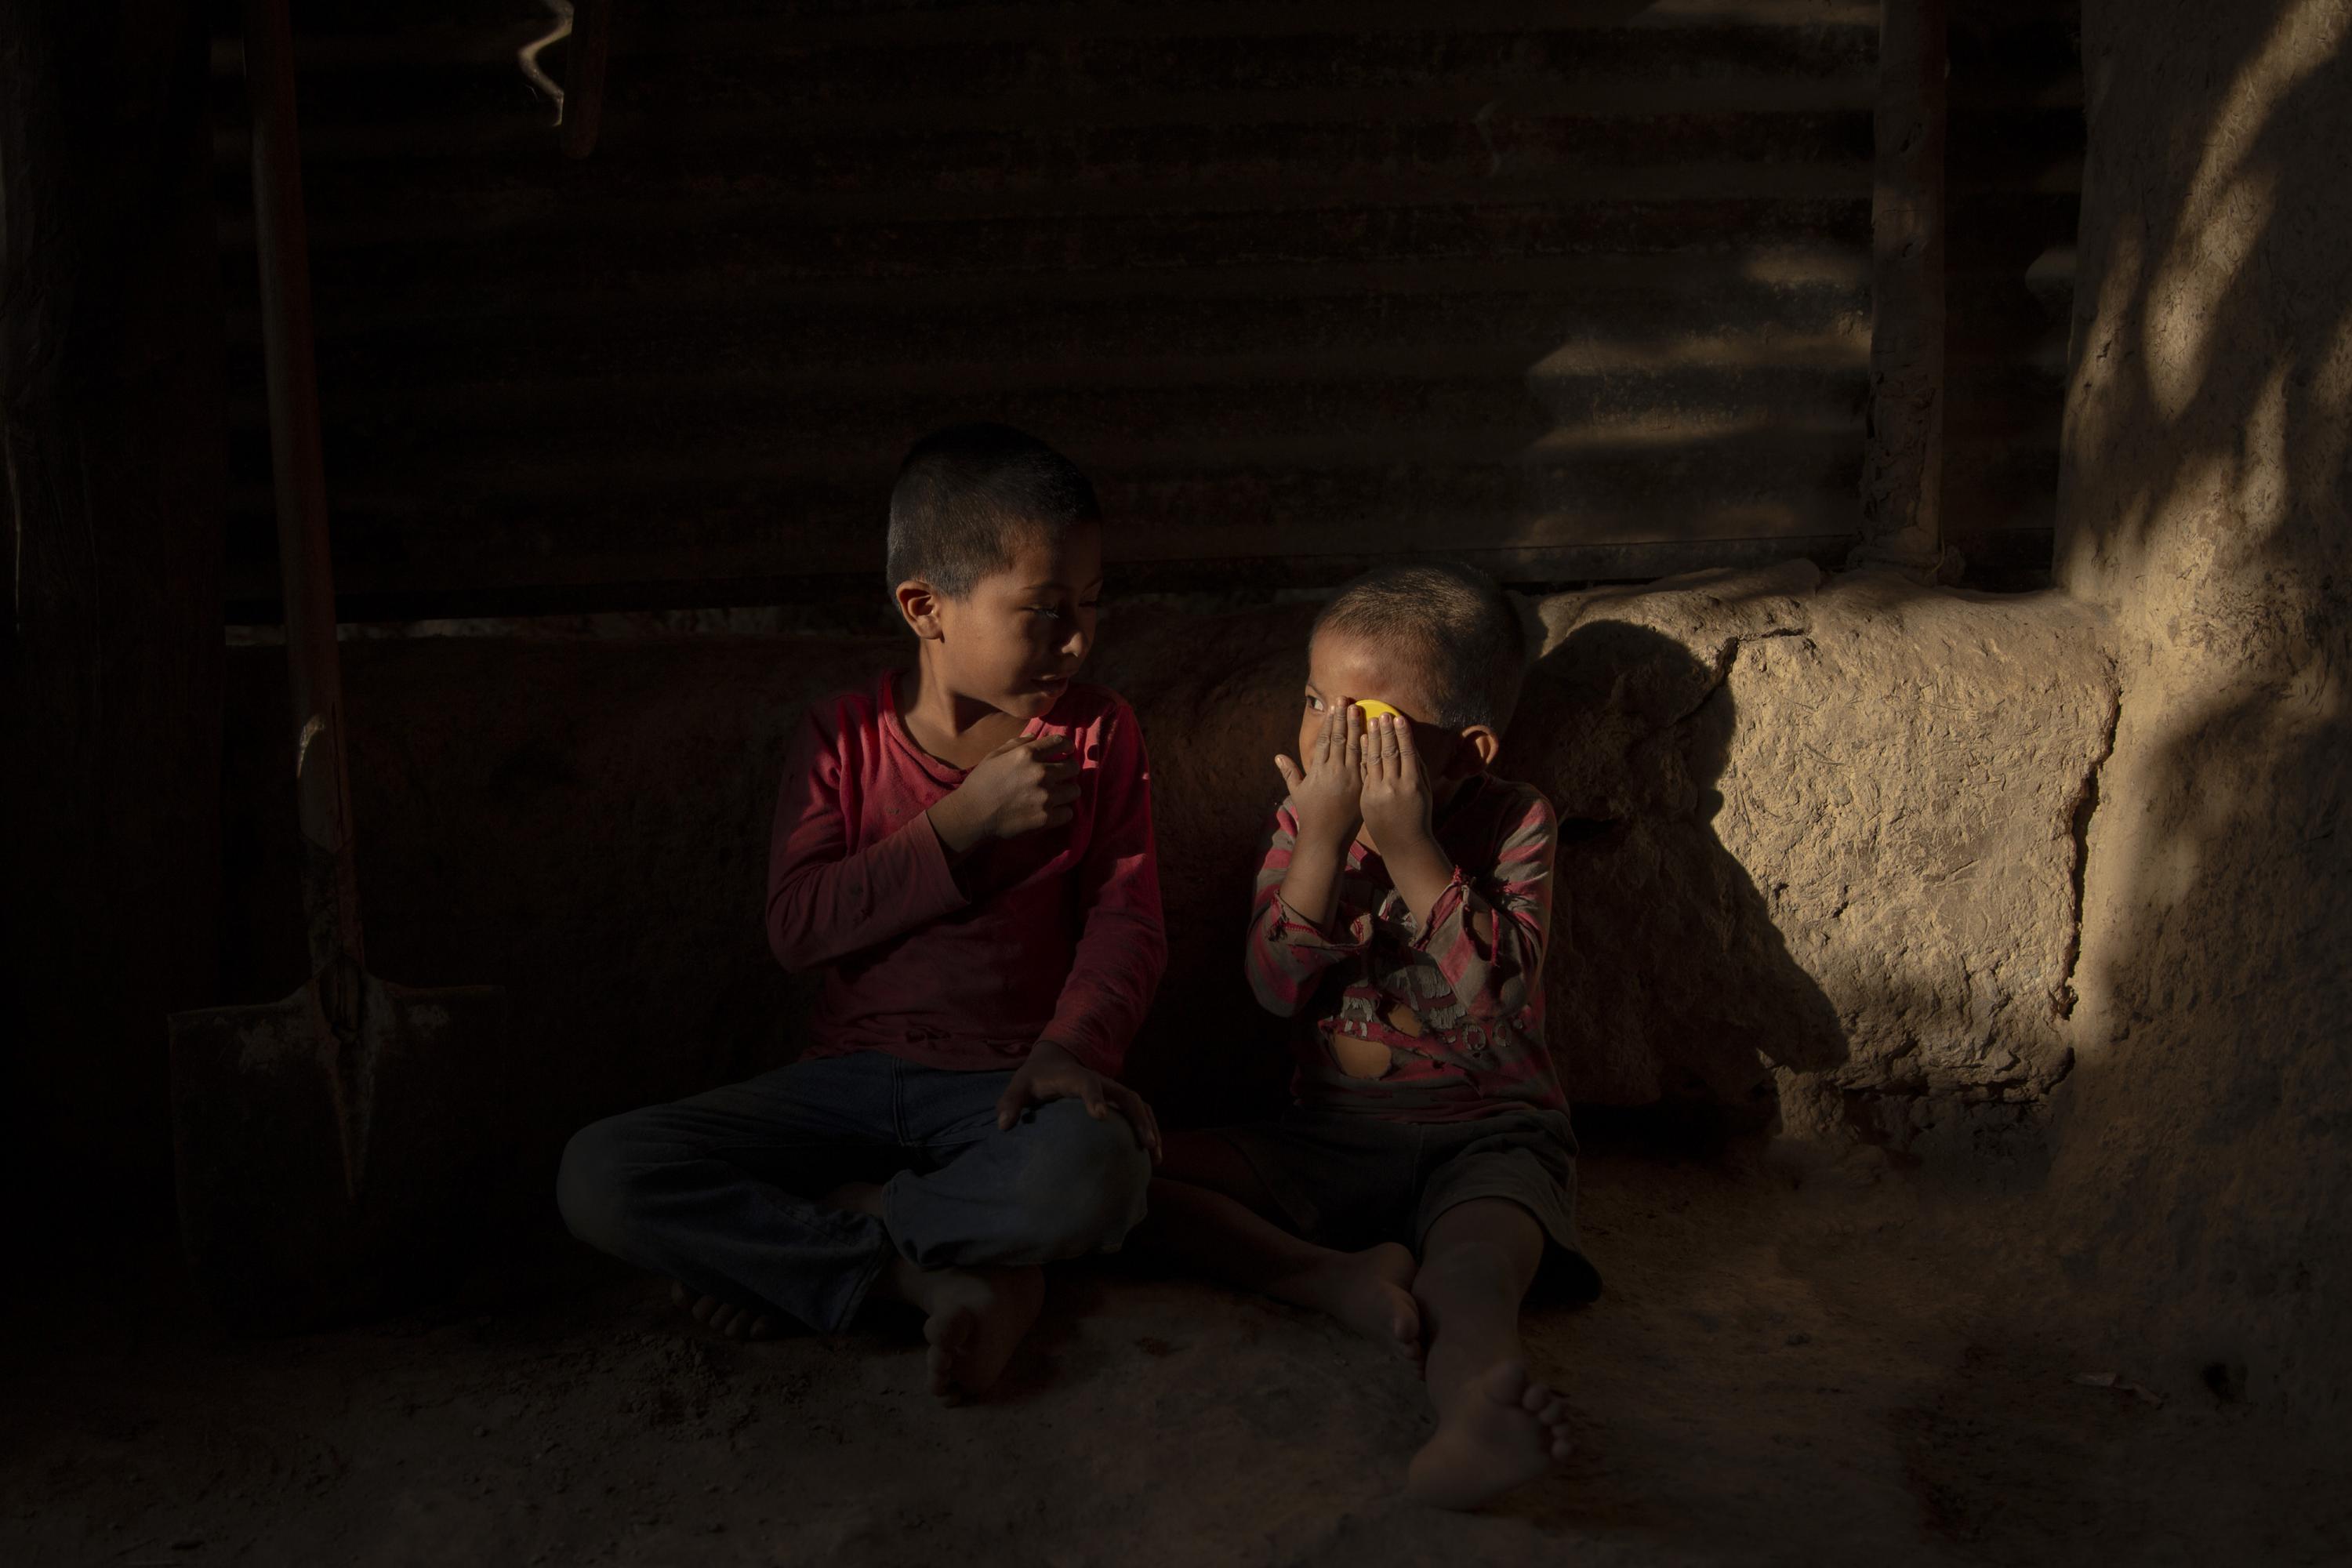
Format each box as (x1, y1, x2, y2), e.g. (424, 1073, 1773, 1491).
(994, 1039, 1163, 1161)
(1274, 699, 1366, 848)
(1359, 711, 1436, 850)
(930, 734, 1080, 855)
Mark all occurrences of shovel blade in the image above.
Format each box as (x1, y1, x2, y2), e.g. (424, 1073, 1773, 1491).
(169, 971, 509, 1331)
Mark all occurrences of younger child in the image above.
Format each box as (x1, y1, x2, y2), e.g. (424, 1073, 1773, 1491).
(559, 423, 1166, 1404)
(1146, 561, 1599, 1509)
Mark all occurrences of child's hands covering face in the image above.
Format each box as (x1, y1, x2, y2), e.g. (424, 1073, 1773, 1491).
(930, 734, 1080, 855)
(1357, 711, 1434, 849)
(1275, 699, 1365, 848)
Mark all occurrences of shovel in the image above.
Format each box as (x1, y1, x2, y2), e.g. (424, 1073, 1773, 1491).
(169, 0, 507, 1331)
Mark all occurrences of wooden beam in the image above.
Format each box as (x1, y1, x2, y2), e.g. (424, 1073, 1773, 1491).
(1854, 0, 1957, 580)
(218, 535, 1875, 625)
(245, 0, 370, 998)
(561, 0, 613, 159)
(0, 0, 226, 1226)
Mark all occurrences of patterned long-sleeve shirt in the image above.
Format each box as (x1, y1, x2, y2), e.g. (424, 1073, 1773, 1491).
(1243, 773, 1564, 1121)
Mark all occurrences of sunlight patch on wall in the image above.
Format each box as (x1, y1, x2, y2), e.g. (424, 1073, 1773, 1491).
(2147, 0, 2349, 419)
(2305, 307, 2352, 513)
(2234, 365, 2294, 543)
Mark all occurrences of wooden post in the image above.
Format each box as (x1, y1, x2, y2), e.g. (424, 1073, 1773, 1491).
(244, 0, 368, 1029)
(1853, 0, 1957, 580)
(561, 0, 614, 159)
(0, 0, 226, 1227)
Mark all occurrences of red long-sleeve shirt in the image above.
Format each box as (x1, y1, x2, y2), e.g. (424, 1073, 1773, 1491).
(1243, 775, 1565, 1121)
(766, 672, 1166, 1078)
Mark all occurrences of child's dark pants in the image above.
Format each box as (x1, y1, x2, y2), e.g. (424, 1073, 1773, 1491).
(557, 1050, 1149, 1331)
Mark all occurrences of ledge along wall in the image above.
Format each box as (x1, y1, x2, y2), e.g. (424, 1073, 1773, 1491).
(2046, 0, 2352, 1425)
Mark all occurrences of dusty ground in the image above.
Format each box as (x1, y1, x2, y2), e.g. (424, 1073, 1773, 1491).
(8, 1137, 2347, 1568)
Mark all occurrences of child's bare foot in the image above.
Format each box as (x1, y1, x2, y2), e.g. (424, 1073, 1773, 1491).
(1404, 1359, 1571, 1510)
(1285, 1241, 1423, 1365)
(670, 1279, 773, 1341)
(826, 1180, 887, 1218)
(886, 1258, 1044, 1405)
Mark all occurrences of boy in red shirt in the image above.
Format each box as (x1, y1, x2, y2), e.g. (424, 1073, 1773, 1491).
(1145, 562, 1599, 1509)
(560, 425, 1165, 1404)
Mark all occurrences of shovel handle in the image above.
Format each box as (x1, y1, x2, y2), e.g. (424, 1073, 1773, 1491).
(245, 0, 365, 998)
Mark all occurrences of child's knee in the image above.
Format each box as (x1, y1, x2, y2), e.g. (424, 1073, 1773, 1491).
(555, 1114, 649, 1248)
(1012, 1100, 1150, 1254)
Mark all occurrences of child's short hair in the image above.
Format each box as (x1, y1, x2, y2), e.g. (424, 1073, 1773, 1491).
(1312, 561, 1528, 732)
(886, 423, 1101, 598)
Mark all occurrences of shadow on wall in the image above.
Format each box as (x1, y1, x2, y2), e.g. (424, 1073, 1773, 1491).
(1092, 604, 1318, 1130)
(1508, 619, 1846, 1134)
(1112, 604, 1856, 1141)
(2047, 0, 2352, 1414)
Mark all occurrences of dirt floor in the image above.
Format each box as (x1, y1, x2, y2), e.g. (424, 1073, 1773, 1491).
(8, 1134, 2348, 1568)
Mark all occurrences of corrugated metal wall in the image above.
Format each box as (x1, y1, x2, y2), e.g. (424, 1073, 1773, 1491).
(214, 0, 2080, 618)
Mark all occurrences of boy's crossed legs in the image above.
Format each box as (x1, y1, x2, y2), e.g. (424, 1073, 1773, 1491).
(558, 1050, 1149, 1403)
(1142, 1120, 1581, 1511)
(669, 1186, 1045, 1408)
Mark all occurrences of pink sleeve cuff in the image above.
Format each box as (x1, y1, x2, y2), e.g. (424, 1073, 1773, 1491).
(1269, 898, 1375, 953)
(1407, 870, 1472, 953)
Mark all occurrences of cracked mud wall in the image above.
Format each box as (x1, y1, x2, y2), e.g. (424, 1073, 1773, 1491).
(215, 570, 2120, 1190)
(2047, 0, 2352, 1421)
(1519, 564, 2117, 1147)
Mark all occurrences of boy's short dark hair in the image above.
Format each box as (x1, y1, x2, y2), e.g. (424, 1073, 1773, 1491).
(886, 423, 1100, 598)
(1312, 560, 1528, 732)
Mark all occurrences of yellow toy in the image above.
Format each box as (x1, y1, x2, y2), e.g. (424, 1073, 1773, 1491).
(1353, 699, 1403, 720)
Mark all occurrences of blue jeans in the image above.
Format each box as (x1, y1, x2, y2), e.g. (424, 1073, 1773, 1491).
(556, 1051, 1150, 1332)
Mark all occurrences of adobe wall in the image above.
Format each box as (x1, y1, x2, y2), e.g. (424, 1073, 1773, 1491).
(216, 570, 2116, 1188)
(2047, 0, 2352, 1420)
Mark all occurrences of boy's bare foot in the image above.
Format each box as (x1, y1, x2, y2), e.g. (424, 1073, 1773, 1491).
(885, 1258, 1044, 1405)
(1403, 1359, 1571, 1510)
(826, 1180, 887, 1219)
(670, 1279, 773, 1341)
(831, 1180, 1040, 1401)
(1285, 1241, 1423, 1366)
